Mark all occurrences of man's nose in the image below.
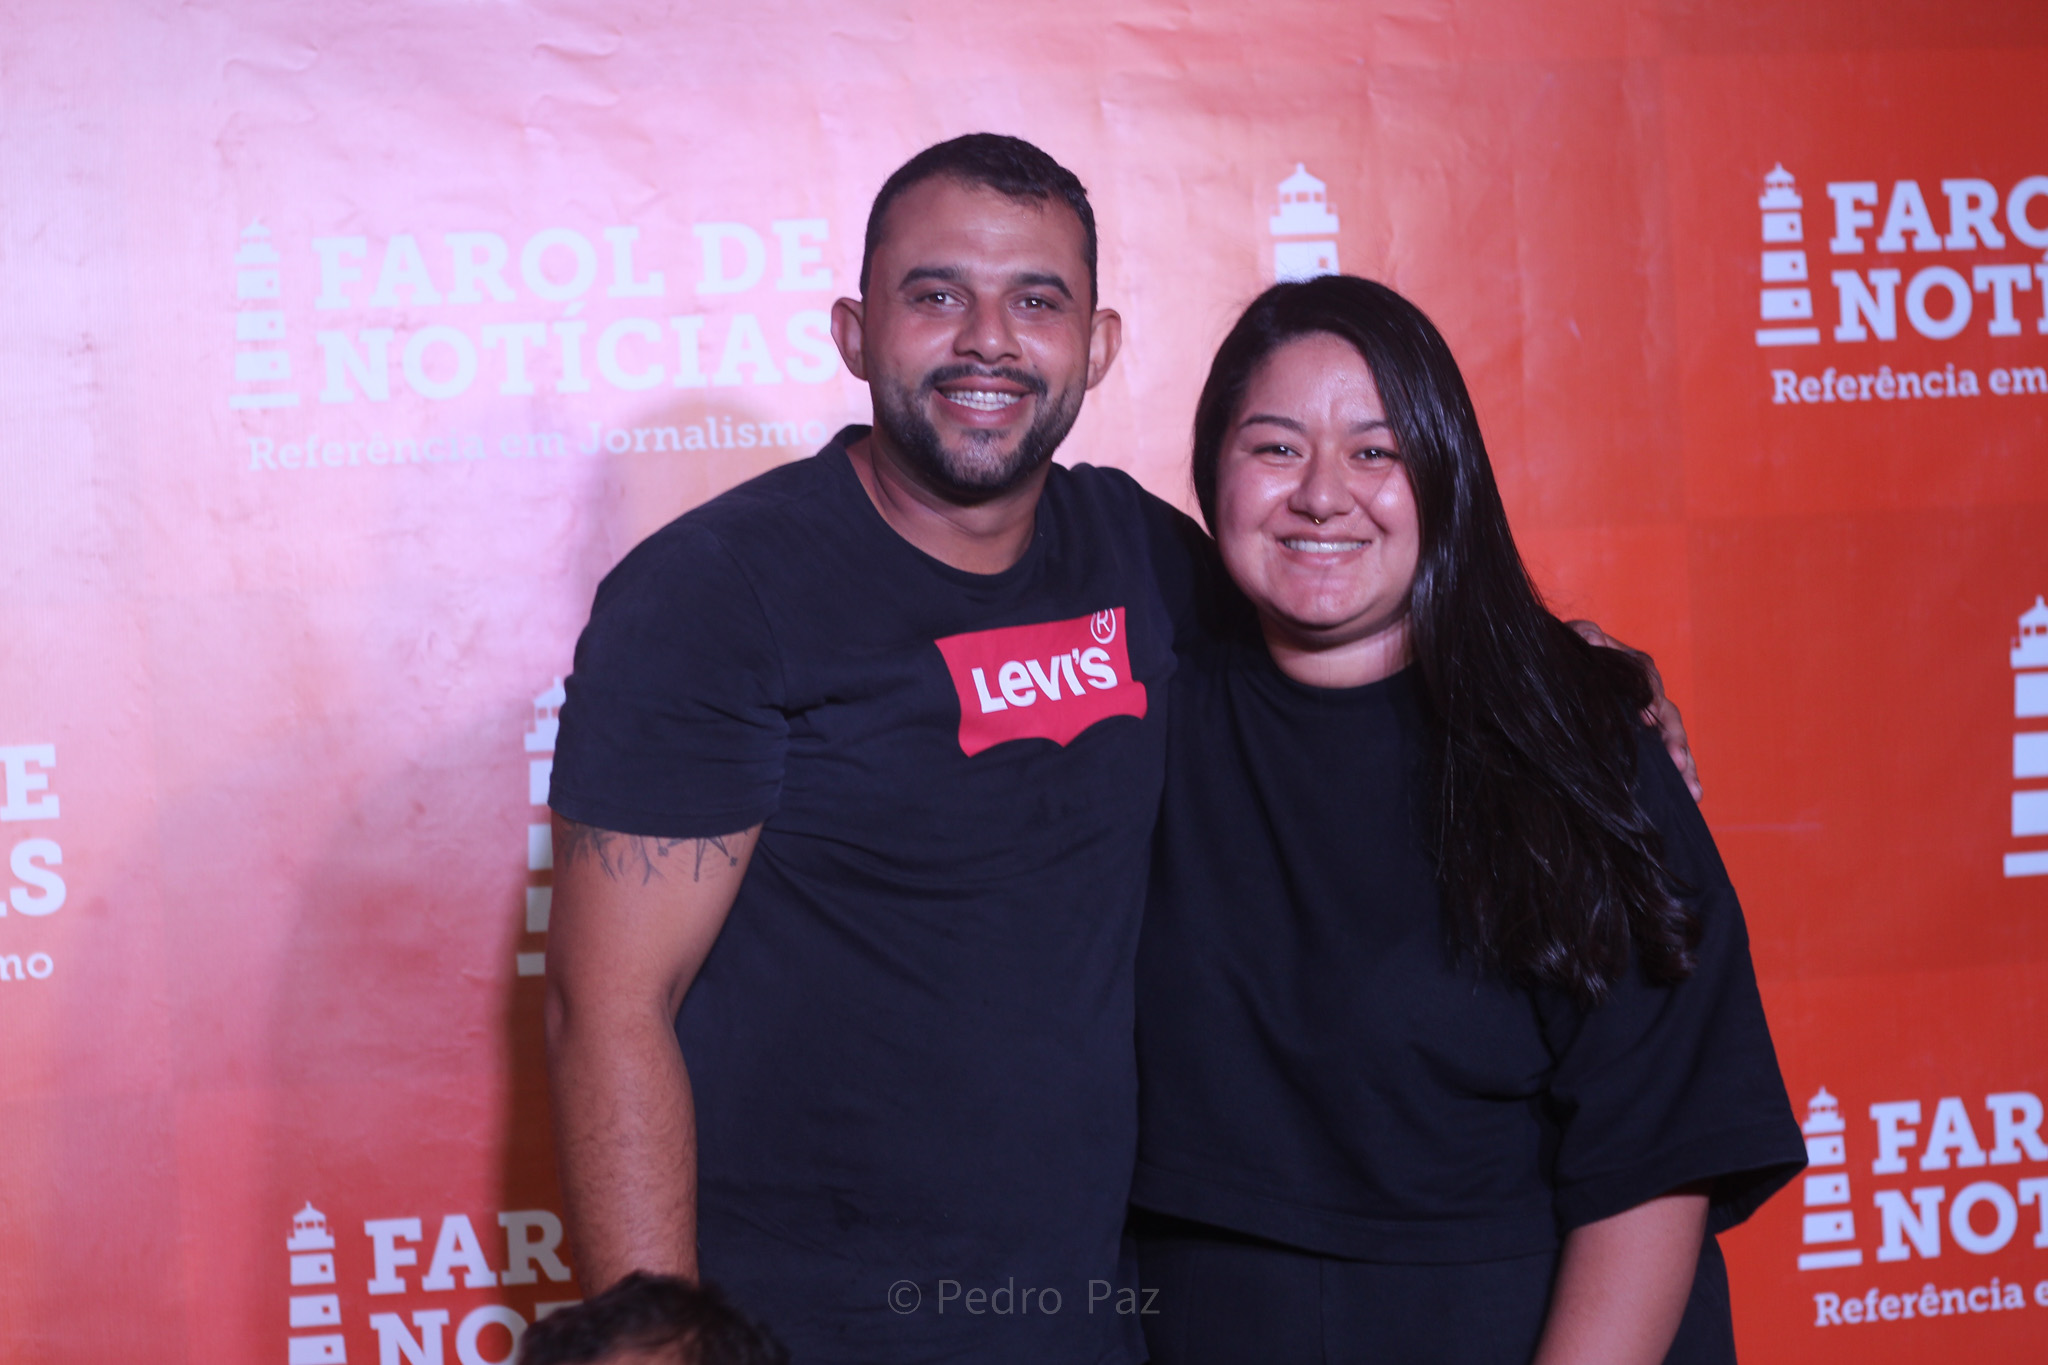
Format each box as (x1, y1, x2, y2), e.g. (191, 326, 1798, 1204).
(955, 296, 1021, 363)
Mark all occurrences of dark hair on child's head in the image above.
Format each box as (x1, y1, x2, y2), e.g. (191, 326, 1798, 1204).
(517, 1272, 788, 1365)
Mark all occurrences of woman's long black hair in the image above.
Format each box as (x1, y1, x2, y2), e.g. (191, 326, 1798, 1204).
(1191, 275, 1697, 1006)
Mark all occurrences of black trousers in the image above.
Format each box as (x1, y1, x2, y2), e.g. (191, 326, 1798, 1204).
(1132, 1212, 1735, 1365)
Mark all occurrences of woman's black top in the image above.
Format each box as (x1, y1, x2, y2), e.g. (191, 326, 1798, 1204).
(1133, 640, 1804, 1282)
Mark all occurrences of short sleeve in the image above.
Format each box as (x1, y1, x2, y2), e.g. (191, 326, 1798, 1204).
(1543, 728, 1807, 1235)
(548, 522, 788, 837)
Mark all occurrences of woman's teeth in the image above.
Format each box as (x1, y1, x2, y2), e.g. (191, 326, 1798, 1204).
(1281, 538, 1366, 553)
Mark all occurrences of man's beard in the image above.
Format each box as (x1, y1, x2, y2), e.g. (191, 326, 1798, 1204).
(872, 364, 1085, 504)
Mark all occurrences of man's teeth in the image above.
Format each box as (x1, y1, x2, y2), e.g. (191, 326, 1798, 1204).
(946, 390, 1021, 412)
(1280, 538, 1366, 553)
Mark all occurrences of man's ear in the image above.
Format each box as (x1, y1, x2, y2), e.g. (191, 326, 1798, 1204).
(1085, 308, 1123, 390)
(830, 297, 868, 381)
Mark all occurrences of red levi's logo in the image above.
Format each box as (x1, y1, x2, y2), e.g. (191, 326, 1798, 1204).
(933, 608, 1148, 756)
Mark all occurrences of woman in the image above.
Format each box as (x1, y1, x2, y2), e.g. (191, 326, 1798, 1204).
(1132, 276, 1805, 1363)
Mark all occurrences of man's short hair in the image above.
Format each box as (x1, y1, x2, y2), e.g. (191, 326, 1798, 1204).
(858, 133, 1099, 306)
(516, 1272, 788, 1365)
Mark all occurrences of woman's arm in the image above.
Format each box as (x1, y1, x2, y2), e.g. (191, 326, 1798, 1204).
(1531, 1184, 1710, 1365)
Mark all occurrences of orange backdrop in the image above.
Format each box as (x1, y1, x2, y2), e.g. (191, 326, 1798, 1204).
(6, 2, 2048, 1360)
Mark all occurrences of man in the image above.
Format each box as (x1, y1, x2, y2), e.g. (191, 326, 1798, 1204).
(545, 134, 1691, 1364)
(546, 134, 1197, 1365)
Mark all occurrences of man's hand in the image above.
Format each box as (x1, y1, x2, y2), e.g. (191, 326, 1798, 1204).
(1568, 620, 1702, 801)
(544, 815, 761, 1291)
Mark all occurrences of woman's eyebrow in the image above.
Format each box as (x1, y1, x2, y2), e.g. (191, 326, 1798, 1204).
(1237, 414, 1392, 435)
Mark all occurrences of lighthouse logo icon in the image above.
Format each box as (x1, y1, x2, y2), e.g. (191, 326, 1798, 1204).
(231, 221, 300, 409)
(1270, 164, 1341, 283)
(1796, 1088, 1861, 1270)
(1754, 166, 1820, 348)
(286, 1202, 345, 1362)
(2008, 598, 2048, 877)
(519, 679, 565, 975)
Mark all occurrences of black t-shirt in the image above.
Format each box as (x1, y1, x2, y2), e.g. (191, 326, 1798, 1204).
(551, 429, 1209, 1365)
(1132, 641, 1804, 1320)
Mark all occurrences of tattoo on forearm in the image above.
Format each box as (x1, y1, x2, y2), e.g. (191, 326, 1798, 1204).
(555, 820, 748, 884)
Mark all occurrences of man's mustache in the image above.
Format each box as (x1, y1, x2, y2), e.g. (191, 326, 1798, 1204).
(920, 364, 1049, 399)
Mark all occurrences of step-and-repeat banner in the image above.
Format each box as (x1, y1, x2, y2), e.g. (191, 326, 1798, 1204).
(5, 2, 2047, 1360)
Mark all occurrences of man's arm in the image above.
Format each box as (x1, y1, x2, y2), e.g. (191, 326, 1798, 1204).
(543, 814, 761, 1291)
(1568, 619, 1702, 800)
(1532, 1186, 1710, 1365)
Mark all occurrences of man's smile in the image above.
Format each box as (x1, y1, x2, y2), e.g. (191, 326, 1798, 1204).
(939, 387, 1024, 413)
